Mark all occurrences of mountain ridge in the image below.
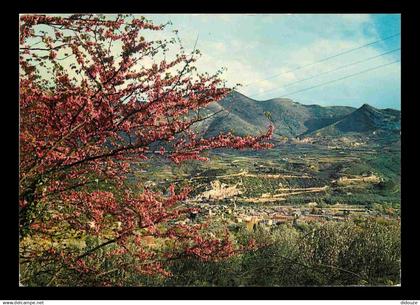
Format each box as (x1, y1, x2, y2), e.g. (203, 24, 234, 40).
(306, 102, 401, 138)
(193, 90, 400, 142)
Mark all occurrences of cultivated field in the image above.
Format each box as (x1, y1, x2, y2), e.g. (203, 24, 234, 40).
(133, 141, 400, 231)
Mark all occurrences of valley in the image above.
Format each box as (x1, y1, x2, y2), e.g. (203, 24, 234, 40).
(18, 13, 402, 288)
(134, 139, 400, 232)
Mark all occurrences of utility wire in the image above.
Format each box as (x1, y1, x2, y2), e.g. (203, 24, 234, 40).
(215, 59, 400, 128)
(251, 47, 401, 98)
(242, 33, 400, 88)
(215, 60, 399, 126)
(261, 59, 400, 99)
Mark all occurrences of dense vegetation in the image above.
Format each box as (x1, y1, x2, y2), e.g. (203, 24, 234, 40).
(19, 13, 401, 287)
(165, 217, 401, 286)
(21, 217, 399, 286)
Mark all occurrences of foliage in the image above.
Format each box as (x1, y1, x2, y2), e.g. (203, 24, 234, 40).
(159, 218, 400, 286)
(19, 13, 273, 286)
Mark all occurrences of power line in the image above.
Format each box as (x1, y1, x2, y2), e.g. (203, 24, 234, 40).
(216, 59, 399, 124)
(243, 32, 400, 88)
(260, 59, 400, 99)
(251, 47, 401, 98)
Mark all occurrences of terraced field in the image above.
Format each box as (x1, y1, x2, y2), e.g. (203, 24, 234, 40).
(135, 141, 400, 231)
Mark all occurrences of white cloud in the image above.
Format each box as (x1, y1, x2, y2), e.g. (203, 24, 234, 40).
(137, 14, 400, 108)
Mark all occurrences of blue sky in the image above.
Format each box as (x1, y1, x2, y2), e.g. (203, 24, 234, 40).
(141, 14, 401, 110)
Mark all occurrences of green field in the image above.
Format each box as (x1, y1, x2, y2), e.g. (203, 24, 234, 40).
(138, 141, 401, 286)
(21, 141, 401, 287)
(136, 141, 400, 219)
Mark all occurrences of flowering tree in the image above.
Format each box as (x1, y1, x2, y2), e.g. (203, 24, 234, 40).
(19, 14, 273, 286)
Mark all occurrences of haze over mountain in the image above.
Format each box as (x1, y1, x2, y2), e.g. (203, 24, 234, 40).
(192, 91, 400, 141)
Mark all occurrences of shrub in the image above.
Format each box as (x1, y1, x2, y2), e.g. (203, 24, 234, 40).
(155, 218, 400, 286)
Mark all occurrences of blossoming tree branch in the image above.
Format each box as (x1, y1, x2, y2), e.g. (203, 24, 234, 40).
(19, 14, 273, 285)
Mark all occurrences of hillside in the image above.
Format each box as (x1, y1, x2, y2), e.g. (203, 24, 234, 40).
(305, 103, 401, 138)
(193, 91, 356, 139)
